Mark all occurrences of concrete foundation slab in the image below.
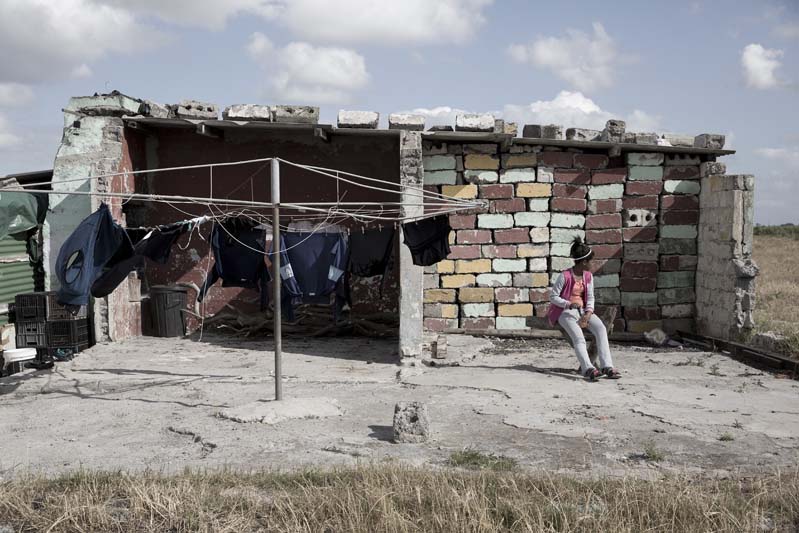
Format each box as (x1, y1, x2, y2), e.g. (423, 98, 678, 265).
(219, 397, 344, 424)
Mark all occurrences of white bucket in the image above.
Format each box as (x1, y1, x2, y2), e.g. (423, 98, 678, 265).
(2, 348, 36, 376)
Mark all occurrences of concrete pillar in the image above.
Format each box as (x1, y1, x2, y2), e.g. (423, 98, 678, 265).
(695, 173, 758, 340)
(398, 129, 425, 358)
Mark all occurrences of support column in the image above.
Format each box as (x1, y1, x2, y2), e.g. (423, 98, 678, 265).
(398, 129, 425, 358)
(695, 172, 758, 340)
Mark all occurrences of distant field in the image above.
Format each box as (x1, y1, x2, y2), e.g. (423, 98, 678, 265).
(753, 233, 799, 354)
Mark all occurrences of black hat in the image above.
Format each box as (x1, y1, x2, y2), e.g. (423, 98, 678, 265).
(570, 237, 593, 261)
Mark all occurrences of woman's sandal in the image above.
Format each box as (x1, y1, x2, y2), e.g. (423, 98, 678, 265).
(585, 368, 601, 382)
(601, 367, 621, 379)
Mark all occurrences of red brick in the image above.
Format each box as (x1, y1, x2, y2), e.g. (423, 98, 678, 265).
(589, 259, 621, 274)
(622, 227, 658, 242)
(461, 318, 495, 330)
(479, 184, 514, 199)
(660, 210, 699, 225)
(663, 166, 700, 181)
(614, 318, 626, 332)
(586, 213, 622, 229)
(621, 261, 658, 278)
(490, 198, 526, 213)
(494, 228, 530, 244)
(539, 151, 574, 168)
(529, 289, 550, 303)
(448, 245, 481, 260)
(660, 255, 698, 271)
(495, 287, 529, 303)
(457, 230, 492, 244)
(553, 183, 587, 198)
(626, 181, 663, 196)
(595, 304, 620, 319)
(424, 318, 451, 332)
(586, 229, 622, 244)
(588, 199, 622, 214)
(620, 278, 657, 291)
(534, 303, 549, 317)
(553, 169, 590, 184)
(482, 244, 517, 258)
(551, 197, 587, 212)
(574, 154, 609, 170)
(591, 167, 627, 184)
(624, 306, 661, 321)
(592, 244, 623, 259)
(623, 195, 659, 210)
(661, 195, 699, 210)
(449, 214, 476, 229)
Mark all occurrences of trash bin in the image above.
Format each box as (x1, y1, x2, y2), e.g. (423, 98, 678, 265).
(149, 285, 187, 337)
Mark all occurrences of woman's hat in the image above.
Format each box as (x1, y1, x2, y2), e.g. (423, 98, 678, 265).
(570, 237, 593, 261)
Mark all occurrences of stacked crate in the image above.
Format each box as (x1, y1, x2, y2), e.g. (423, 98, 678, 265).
(14, 292, 89, 360)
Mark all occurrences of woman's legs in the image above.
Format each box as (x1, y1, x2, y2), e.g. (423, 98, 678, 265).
(587, 314, 614, 369)
(558, 310, 594, 374)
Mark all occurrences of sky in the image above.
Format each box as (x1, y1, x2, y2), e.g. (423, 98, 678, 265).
(0, 0, 796, 224)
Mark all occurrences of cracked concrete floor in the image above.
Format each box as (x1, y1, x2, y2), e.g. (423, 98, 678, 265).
(1, 333, 797, 478)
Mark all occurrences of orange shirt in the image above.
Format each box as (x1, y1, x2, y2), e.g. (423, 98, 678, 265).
(570, 278, 584, 309)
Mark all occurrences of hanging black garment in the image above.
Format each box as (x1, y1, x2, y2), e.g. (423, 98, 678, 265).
(91, 231, 141, 298)
(198, 219, 269, 310)
(401, 215, 452, 266)
(134, 222, 187, 264)
(348, 228, 395, 278)
(56, 203, 127, 306)
(283, 232, 350, 321)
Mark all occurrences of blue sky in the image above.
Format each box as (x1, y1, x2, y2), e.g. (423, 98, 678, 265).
(0, 0, 796, 223)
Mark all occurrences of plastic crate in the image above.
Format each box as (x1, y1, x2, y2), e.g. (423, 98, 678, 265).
(14, 292, 87, 321)
(36, 344, 87, 362)
(15, 320, 47, 347)
(46, 319, 89, 348)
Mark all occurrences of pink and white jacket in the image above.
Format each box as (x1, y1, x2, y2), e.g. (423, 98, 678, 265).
(547, 269, 594, 326)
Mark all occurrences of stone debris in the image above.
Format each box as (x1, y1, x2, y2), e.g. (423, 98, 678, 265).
(222, 104, 272, 121)
(393, 401, 431, 443)
(694, 133, 725, 149)
(337, 110, 379, 129)
(566, 128, 602, 141)
(456, 113, 495, 132)
(175, 99, 218, 120)
(273, 105, 319, 124)
(389, 113, 425, 131)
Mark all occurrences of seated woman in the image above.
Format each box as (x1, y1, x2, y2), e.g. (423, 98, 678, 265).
(547, 238, 621, 382)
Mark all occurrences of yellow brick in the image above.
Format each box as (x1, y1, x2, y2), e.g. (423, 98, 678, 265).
(503, 153, 537, 168)
(459, 287, 494, 303)
(441, 274, 476, 288)
(441, 304, 459, 319)
(441, 184, 478, 199)
(424, 289, 456, 303)
(449, 231, 456, 245)
(498, 303, 533, 317)
(464, 154, 500, 170)
(516, 183, 552, 198)
(529, 273, 550, 287)
(456, 259, 492, 274)
(517, 244, 548, 258)
(437, 259, 455, 274)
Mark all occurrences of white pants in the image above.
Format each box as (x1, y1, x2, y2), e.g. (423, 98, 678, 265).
(558, 309, 614, 374)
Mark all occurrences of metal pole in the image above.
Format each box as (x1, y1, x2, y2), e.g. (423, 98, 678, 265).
(271, 158, 283, 401)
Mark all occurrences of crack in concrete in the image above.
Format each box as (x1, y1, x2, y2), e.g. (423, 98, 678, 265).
(630, 408, 689, 429)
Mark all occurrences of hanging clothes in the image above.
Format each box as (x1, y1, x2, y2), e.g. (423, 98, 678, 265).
(283, 231, 350, 321)
(401, 215, 452, 266)
(133, 222, 188, 264)
(56, 203, 127, 306)
(198, 219, 270, 310)
(265, 235, 303, 318)
(348, 227, 395, 278)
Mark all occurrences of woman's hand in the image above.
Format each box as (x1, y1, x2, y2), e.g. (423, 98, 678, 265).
(578, 312, 592, 329)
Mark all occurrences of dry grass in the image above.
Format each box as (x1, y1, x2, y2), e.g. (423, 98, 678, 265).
(753, 235, 799, 354)
(0, 466, 798, 532)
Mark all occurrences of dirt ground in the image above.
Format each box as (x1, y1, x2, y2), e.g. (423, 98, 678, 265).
(1, 333, 797, 479)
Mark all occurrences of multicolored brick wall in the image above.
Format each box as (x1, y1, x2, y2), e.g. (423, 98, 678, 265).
(421, 141, 715, 334)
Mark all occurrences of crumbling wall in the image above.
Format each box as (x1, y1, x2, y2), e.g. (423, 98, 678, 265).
(696, 172, 758, 339)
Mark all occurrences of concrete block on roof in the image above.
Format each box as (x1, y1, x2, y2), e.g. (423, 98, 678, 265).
(175, 99, 218, 119)
(337, 110, 379, 129)
(522, 124, 563, 139)
(662, 134, 695, 148)
(634, 132, 658, 145)
(455, 113, 495, 132)
(600, 119, 626, 142)
(389, 113, 425, 130)
(223, 104, 272, 121)
(428, 125, 454, 132)
(694, 133, 725, 149)
(504, 122, 518, 136)
(273, 105, 319, 124)
(143, 100, 172, 118)
(67, 92, 145, 117)
(566, 128, 602, 141)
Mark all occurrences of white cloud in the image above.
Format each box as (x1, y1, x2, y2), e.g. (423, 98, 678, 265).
(741, 43, 785, 89)
(508, 22, 619, 92)
(71, 64, 93, 79)
(0, 83, 34, 107)
(0, 0, 163, 83)
(774, 22, 799, 39)
(0, 113, 21, 148)
(247, 33, 369, 104)
(269, 0, 493, 45)
(406, 106, 469, 127)
(756, 147, 799, 169)
(106, 0, 281, 30)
